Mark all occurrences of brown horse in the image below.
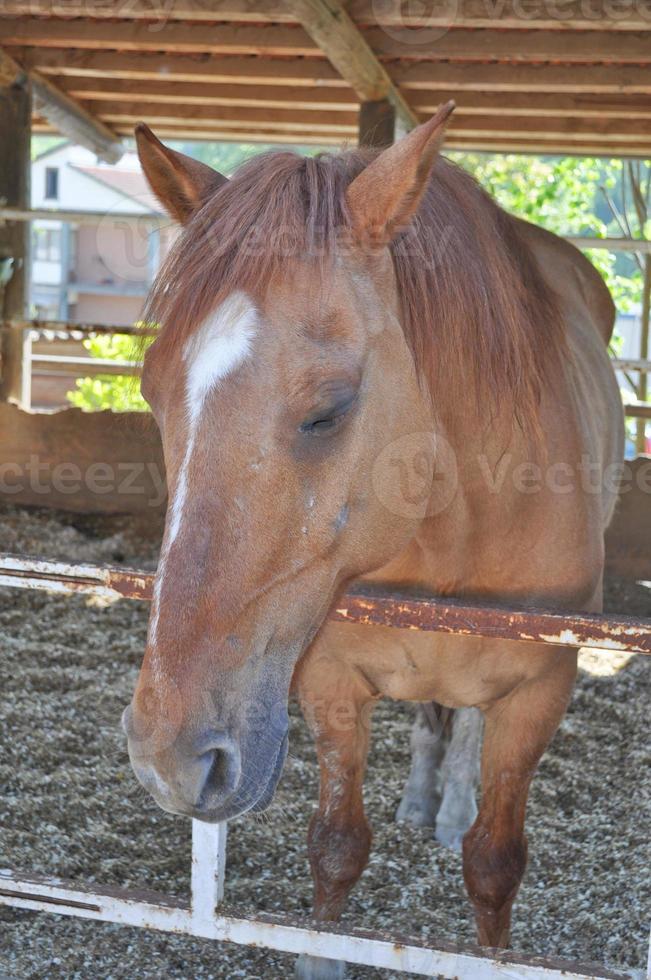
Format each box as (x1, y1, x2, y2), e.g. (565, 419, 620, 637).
(124, 105, 623, 975)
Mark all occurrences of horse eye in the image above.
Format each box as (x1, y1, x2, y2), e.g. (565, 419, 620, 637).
(300, 396, 357, 437)
(305, 413, 345, 434)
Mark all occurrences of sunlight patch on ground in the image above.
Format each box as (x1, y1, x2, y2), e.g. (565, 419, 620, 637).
(578, 647, 637, 676)
(580, 580, 650, 676)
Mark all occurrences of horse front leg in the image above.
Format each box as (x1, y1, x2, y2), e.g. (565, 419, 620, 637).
(463, 648, 577, 947)
(294, 657, 376, 980)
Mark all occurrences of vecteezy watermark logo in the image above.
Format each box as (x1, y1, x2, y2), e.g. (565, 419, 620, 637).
(0, 456, 167, 507)
(372, 431, 459, 519)
(125, 663, 186, 757)
(21, 0, 180, 31)
(94, 200, 169, 285)
(371, 0, 460, 46)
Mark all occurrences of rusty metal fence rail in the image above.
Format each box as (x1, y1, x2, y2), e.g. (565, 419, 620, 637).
(0, 552, 650, 654)
(1, 551, 650, 979)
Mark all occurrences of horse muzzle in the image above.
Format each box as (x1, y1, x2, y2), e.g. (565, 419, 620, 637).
(122, 704, 289, 821)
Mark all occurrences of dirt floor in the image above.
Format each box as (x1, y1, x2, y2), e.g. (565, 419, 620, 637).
(0, 502, 649, 980)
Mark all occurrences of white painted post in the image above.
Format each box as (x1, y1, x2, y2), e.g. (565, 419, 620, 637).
(191, 820, 228, 926)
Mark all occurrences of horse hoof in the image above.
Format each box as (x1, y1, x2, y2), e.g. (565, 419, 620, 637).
(435, 822, 465, 852)
(396, 794, 439, 829)
(295, 954, 346, 979)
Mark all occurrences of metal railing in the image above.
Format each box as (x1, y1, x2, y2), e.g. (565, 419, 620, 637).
(0, 552, 649, 654)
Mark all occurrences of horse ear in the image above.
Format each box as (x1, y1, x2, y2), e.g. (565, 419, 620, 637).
(346, 101, 455, 245)
(135, 123, 228, 224)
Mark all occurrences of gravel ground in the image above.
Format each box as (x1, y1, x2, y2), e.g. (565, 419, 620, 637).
(0, 502, 649, 979)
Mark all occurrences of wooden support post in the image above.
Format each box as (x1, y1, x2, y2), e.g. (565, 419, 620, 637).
(1, 49, 123, 164)
(359, 98, 395, 148)
(285, 0, 417, 133)
(0, 74, 31, 406)
(636, 254, 650, 454)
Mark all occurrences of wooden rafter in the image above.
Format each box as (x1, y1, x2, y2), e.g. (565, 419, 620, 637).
(2, 0, 651, 30)
(22, 49, 346, 87)
(31, 118, 340, 146)
(0, 19, 320, 55)
(55, 78, 651, 121)
(82, 102, 651, 142)
(61, 77, 359, 112)
(0, 48, 122, 162)
(99, 106, 357, 135)
(31, 120, 651, 157)
(3, 0, 651, 157)
(2, 16, 651, 62)
(393, 62, 651, 95)
(273, 0, 417, 129)
(21, 48, 651, 96)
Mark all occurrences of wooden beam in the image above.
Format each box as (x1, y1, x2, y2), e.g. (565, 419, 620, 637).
(362, 27, 651, 62)
(0, 0, 302, 23)
(159, 135, 651, 155)
(62, 88, 651, 141)
(58, 77, 651, 121)
(3, 0, 651, 30)
(359, 98, 395, 147)
(56, 77, 651, 122)
(92, 103, 651, 142)
(0, 49, 122, 161)
(0, 18, 319, 56)
(85, 100, 357, 130)
(349, 0, 651, 31)
(282, 0, 417, 129)
(442, 114, 651, 141)
(92, 103, 357, 134)
(23, 49, 346, 87)
(625, 401, 651, 420)
(393, 62, 651, 94)
(61, 77, 359, 112)
(28, 20, 651, 64)
(413, 91, 651, 120)
(444, 136, 651, 157)
(32, 115, 651, 155)
(0, 75, 30, 406)
(33, 120, 342, 146)
(3, 16, 651, 62)
(25, 48, 651, 96)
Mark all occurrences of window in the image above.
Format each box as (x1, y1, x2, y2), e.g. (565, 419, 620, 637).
(44, 167, 59, 200)
(33, 227, 62, 262)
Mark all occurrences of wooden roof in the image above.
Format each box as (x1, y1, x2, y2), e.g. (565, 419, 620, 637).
(2, 0, 651, 158)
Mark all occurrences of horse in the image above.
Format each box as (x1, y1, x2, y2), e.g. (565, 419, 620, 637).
(123, 104, 624, 978)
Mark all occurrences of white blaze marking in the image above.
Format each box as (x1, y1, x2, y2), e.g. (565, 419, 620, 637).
(149, 291, 258, 649)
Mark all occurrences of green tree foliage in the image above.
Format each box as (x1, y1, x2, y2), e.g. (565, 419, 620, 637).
(449, 152, 643, 313)
(171, 140, 328, 175)
(31, 135, 66, 160)
(66, 334, 149, 412)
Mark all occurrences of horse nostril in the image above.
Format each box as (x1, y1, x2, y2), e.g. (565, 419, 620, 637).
(194, 736, 242, 811)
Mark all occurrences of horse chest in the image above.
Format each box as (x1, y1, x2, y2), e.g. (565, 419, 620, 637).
(330, 623, 527, 708)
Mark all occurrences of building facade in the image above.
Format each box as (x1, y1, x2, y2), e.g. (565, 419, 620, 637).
(30, 143, 174, 327)
(29, 143, 177, 409)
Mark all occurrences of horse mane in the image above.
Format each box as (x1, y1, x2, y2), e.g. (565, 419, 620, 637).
(143, 147, 564, 429)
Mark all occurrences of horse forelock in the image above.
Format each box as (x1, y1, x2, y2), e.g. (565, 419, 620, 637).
(143, 147, 565, 432)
